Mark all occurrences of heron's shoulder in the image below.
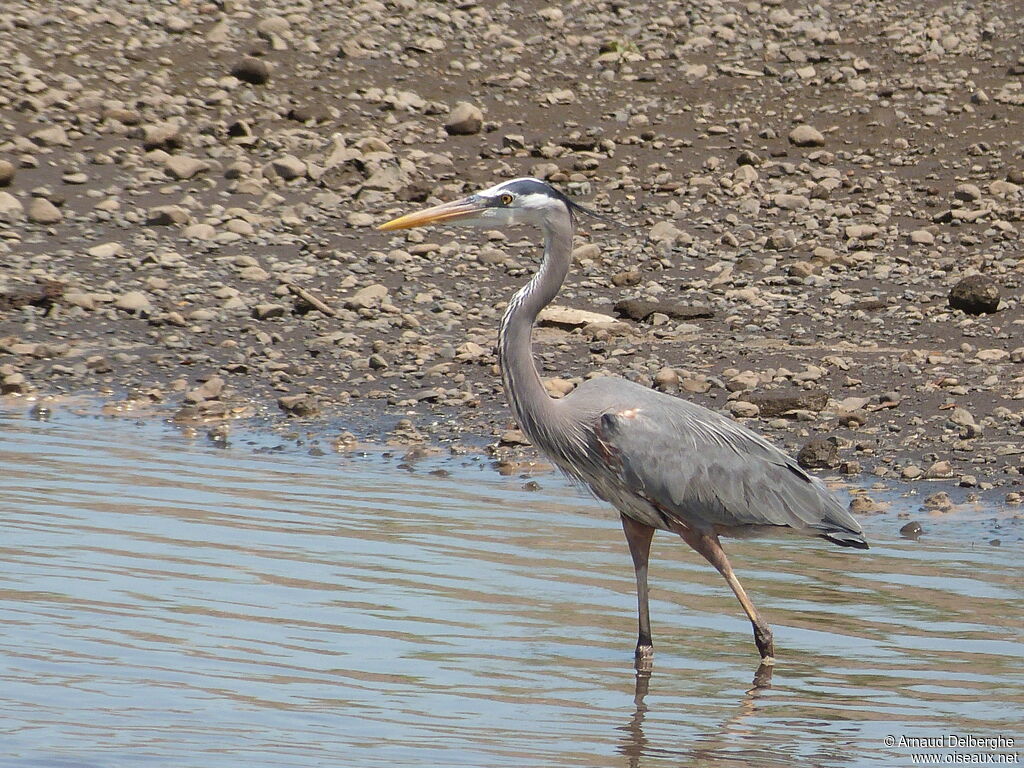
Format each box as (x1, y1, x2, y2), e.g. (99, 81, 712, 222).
(571, 374, 647, 397)
(571, 377, 787, 461)
(571, 376, 726, 422)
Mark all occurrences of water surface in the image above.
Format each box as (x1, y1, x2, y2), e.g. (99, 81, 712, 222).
(0, 408, 1020, 767)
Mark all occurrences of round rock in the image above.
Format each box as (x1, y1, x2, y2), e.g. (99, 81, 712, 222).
(899, 521, 924, 539)
(0, 159, 15, 187)
(27, 197, 62, 224)
(115, 291, 153, 315)
(231, 57, 272, 85)
(788, 124, 826, 147)
(797, 438, 839, 469)
(444, 102, 484, 135)
(948, 275, 1000, 315)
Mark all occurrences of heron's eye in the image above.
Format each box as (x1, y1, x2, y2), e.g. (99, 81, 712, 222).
(499, 193, 513, 206)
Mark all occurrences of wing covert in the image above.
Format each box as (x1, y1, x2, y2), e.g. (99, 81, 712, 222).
(596, 399, 861, 538)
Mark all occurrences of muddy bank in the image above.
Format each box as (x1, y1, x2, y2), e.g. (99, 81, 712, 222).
(0, 0, 1022, 500)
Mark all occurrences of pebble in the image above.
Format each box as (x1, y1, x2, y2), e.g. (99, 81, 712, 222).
(345, 284, 388, 310)
(653, 367, 679, 392)
(252, 303, 287, 320)
(114, 291, 152, 315)
(797, 438, 839, 469)
(268, 155, 307, 181)
(744, 390, 828, 417)
(185, 376, 225, 404)
(538, 306, 620, 329)
(139, 123, 182, 151)
(774, 193, 809, 210)
(899, 521, 924, 539)
(727, 401, 760, 418)
(165, 156, 209, 180)
(922, 491, 954, 513)
(444, 102, 484, 135)
(29, 126, 69, 147)
(87, 243, 124, 259)
(849, 495, 880, 515)
(0, 160, 14, 187)
(948, 275, 1000, 315)
(231, 57, 271, 85)
(0, 191, 24, 218)
(925, 460, 954, 479)
(0, 0, 1020, 507)
(788, 124, 826, 147)
(953, 183, 982, 202)
(278, 394, 319, 417)
(147, 206, 190, 226)
(27, 197, 62, 224)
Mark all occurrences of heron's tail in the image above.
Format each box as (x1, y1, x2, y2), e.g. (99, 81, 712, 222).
(820, 529, 869, 550)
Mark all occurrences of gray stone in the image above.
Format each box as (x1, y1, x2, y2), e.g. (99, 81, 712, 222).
(165, 156, 209, 180)
(27, 197, 62, 224)
(788, 124, 826, 147)
(774, 193, 809, 210)
(252, 303, 287, 319)
(949, 275, 1000, 314)
(278, 394, 319, 417)
(538, 305, 621, 329)
(185, 376, 225, 404)
(899, 521, 923, 539)
(727, 400, 760, 418)
(115, 291, 153, 314)
(87, 242, 124, 259)
(0, 160, 15, 187)
(345, 284, 389, 310)
(28, 126, 70, 147)
(182, 223, 217, 240)
(147, 206, 190, 226)
(140, 123, 183, 151)
(797, 438, 839, 468)
(0, 191, 25, 219)
(268, 155, 307, 181)
(231, 57, 271, 85)
(613, 299, 714, 322)
(953, 183, 982, 202)
(744, 389, 829, 417)
(444, 102, 483, 135)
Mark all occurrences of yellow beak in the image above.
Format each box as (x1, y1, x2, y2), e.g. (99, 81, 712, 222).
(377, 198, 482, 231)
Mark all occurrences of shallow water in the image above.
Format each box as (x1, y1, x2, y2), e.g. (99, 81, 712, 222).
(0, 408, 1021, 768)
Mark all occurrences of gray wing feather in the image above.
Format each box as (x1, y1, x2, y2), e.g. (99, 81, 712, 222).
(587, 384, 863, 540)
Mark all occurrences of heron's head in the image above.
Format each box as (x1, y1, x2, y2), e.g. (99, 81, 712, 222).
(377, 177, 610, 232)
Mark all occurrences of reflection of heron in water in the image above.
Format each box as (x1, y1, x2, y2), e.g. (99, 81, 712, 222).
(619, 666, 773, 768)
(379, 178, 867, 666)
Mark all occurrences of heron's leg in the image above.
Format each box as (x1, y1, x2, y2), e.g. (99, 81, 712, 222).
(673, 526, 775, 663)
(620, 514, 656, 665)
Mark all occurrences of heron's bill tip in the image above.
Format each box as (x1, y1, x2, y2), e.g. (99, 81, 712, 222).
(376, 213, 418, 231)
(377, 200, 480, 231)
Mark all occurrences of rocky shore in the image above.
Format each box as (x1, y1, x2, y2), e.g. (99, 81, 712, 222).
(1, 0, 1022, 506)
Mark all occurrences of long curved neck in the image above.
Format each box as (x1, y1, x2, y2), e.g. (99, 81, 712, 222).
(498, 211, 574, 442)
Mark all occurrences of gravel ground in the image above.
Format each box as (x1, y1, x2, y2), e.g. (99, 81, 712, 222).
(1, 0, 1023, 508)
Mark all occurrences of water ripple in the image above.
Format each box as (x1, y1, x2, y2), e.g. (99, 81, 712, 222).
(0, 409, 1020, 768)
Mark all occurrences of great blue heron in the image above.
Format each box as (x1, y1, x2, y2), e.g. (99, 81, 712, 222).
(378, 177, 867, 666)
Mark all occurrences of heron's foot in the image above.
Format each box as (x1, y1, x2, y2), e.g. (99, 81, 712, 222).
(634, 643, 654, 672)
(753, 623, 774, 662)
